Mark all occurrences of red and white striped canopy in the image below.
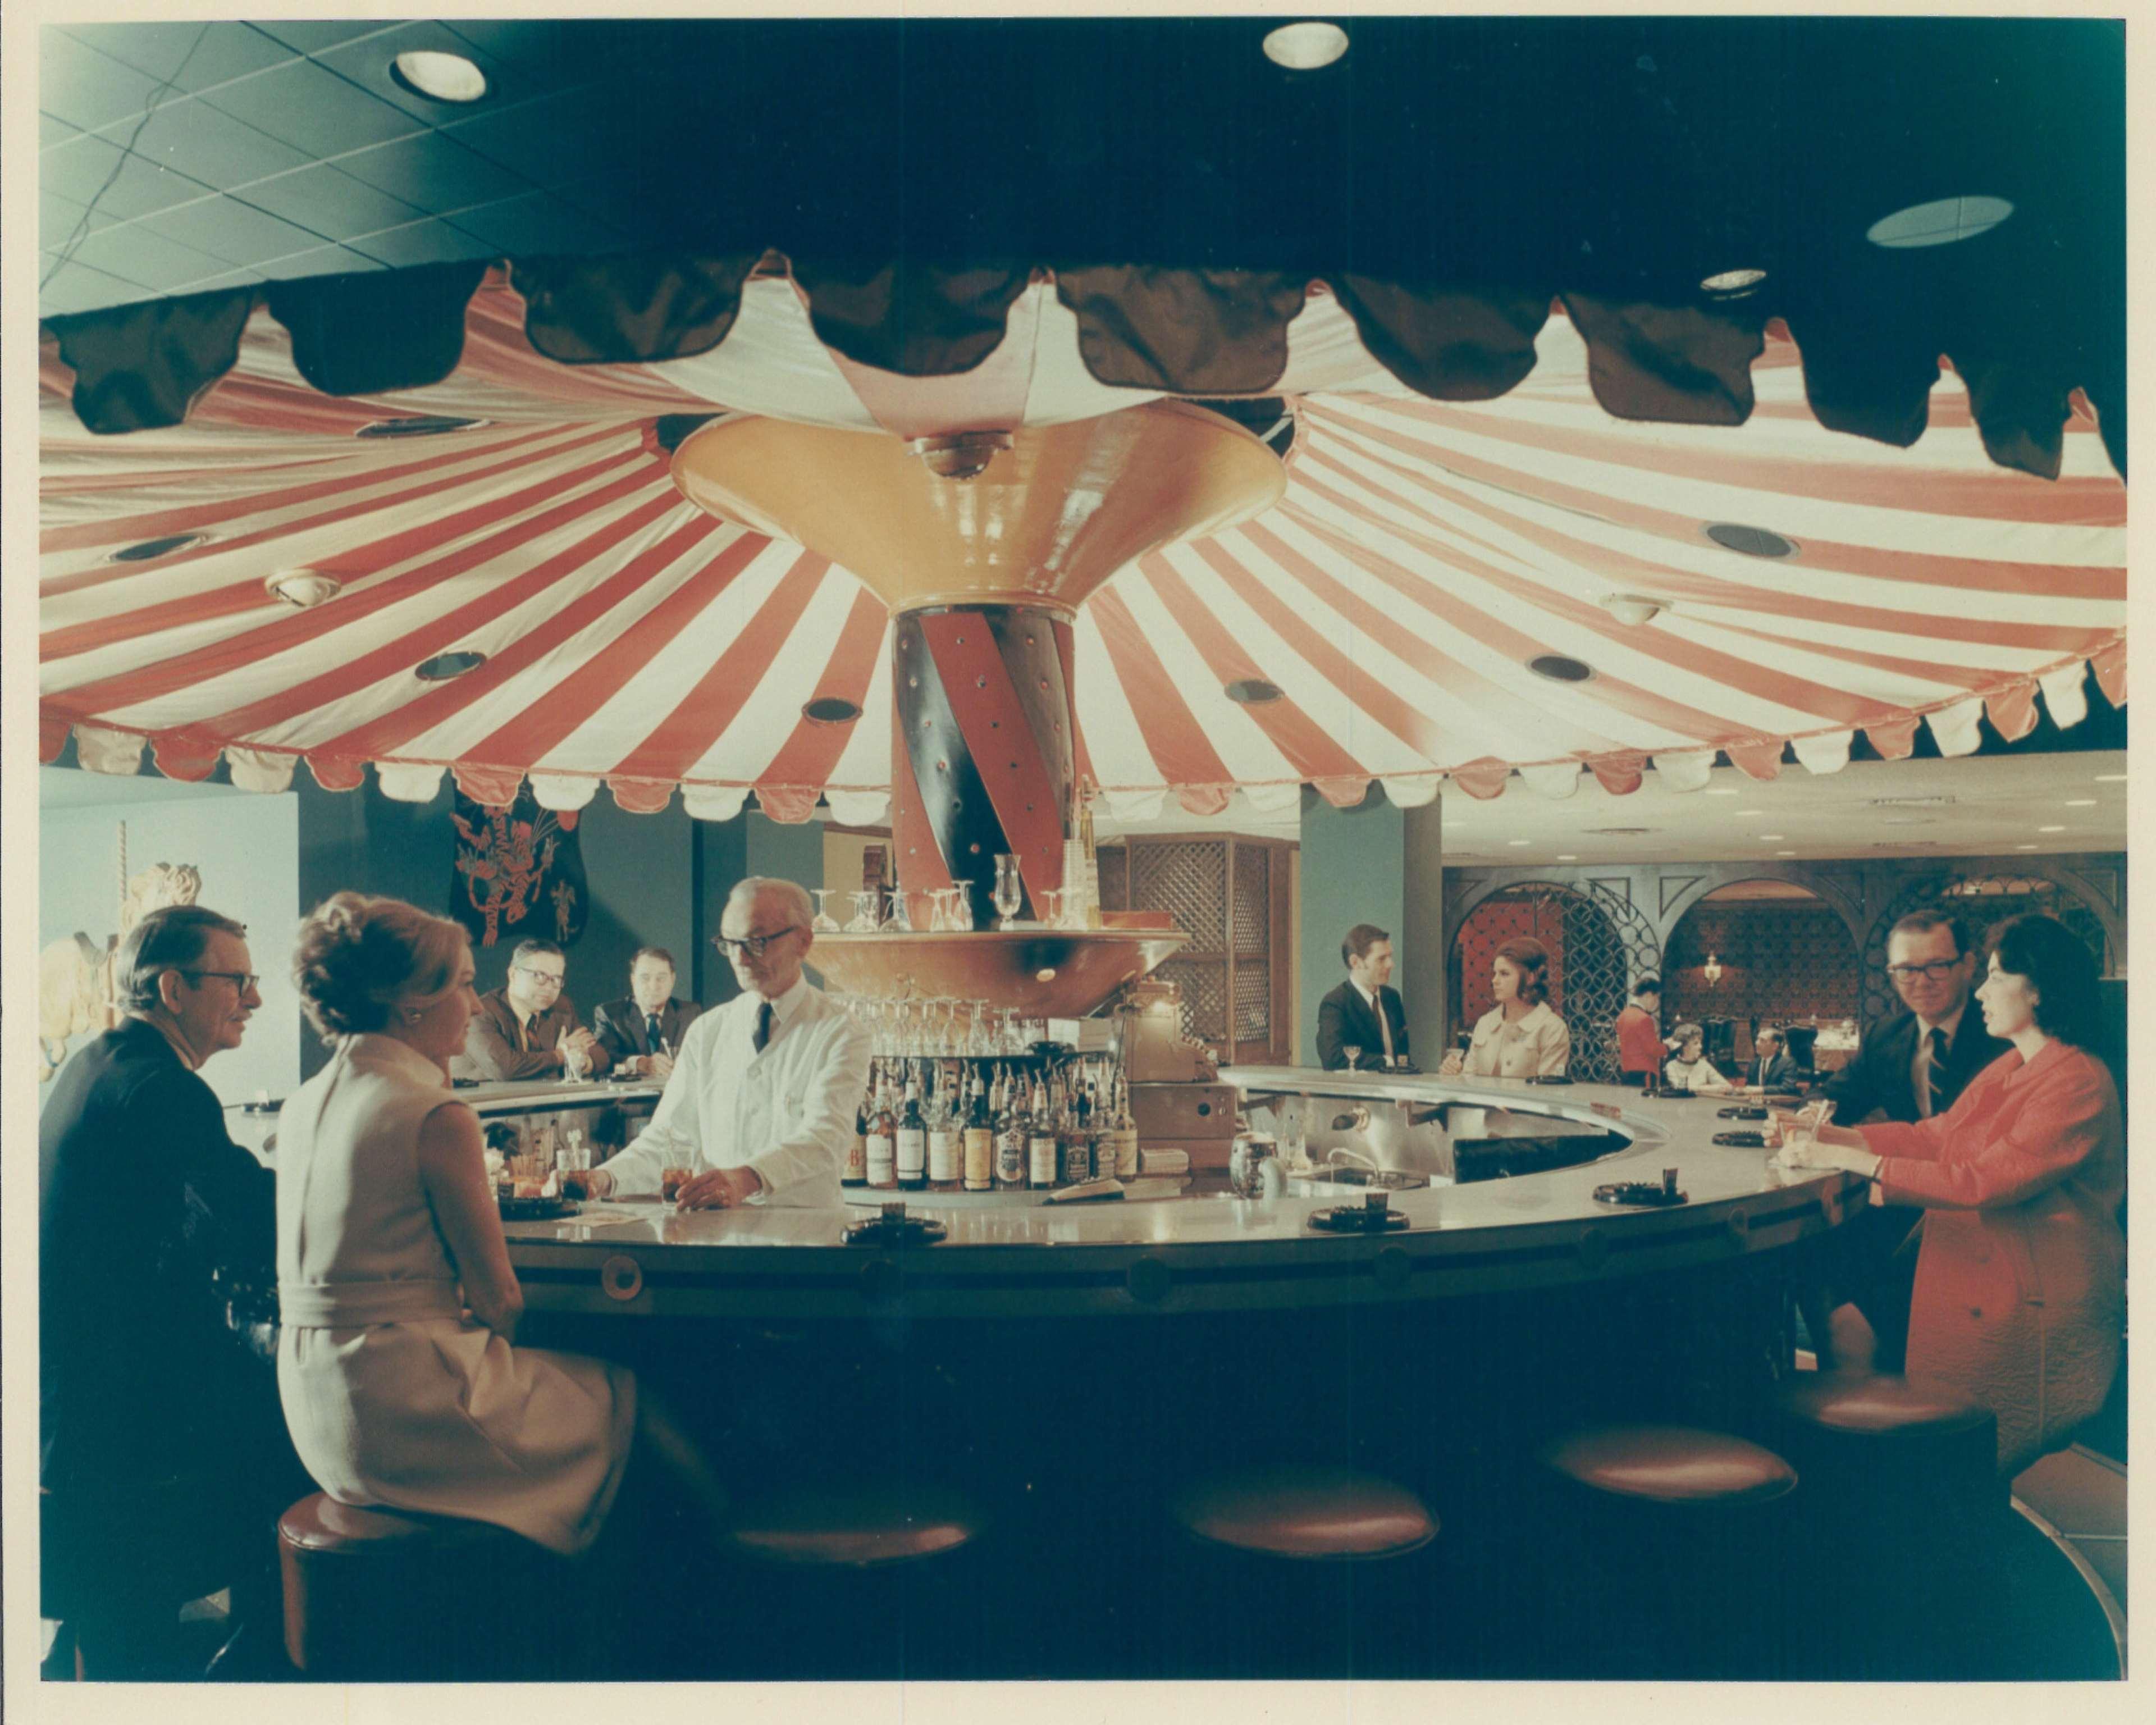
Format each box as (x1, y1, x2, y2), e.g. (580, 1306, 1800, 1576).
(40, 274, 2126, 821)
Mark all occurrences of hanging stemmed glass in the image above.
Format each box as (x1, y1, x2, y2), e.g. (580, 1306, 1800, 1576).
(847, 890, 881, 934)
(883, 886, 913, 933)
(811, 888, 841, 934)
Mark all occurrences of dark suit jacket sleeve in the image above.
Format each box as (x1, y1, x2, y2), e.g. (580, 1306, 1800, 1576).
(592, 1000, 637, 1064)
(159, 1066, 277, 1286)
(457, 996, 559, 1081)
(1820, 1018, 1908, 1125)
(1386, 988, 1412, 1064)
(670, 1001, 702, 1047)
(1315, 985, 1351, 1070)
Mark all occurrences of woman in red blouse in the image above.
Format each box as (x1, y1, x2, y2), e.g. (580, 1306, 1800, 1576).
(1779, 914, 2123, 1475)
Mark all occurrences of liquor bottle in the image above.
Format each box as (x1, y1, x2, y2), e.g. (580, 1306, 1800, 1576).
(994, 1067, 1029, 1189)
(866, 1067, 897, 1189)
(962, 1067, 994, 1192)
(1027, 1074, 1060, 1189)
(1062, 1076, 1094, 1185)
(897, 1064, 928, 1190)
(1108, 1071, 1140, 1180)
(928, 1062, 962, 1190)
(843, 1070, 871, 1186)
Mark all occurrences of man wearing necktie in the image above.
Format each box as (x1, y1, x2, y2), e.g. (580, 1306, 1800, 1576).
(592, 947, 703, 1080)
(1746, 1026, 1798, 1092)
(1813, 909, 2011, 1369)
(571, 879, 870, 1210)
(452, 939, 608, 1081)
(1315, 924, 1413, 1071)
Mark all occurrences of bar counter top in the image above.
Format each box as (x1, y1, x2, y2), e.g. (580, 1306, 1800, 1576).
(504, 1069, 1863, 1318)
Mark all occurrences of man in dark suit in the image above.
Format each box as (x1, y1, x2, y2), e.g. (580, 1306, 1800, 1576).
(1742, 1026, 1800, 1092)
(1316, 923, 1413, 1070)
(1812, 907, 2011, 1370)
(39, 905, 308, 1677)
(592, 946, 703, 1080)
(452, 937, 609, 1081)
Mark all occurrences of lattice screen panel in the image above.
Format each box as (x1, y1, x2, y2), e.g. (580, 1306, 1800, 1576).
(1233, 961, 1272, 1042)
(1154, 959, 1226, 1042)
(1132, 841, 1227, 952)
(1097, 845, 1129, 912)
(1232, 846, 1270, 951)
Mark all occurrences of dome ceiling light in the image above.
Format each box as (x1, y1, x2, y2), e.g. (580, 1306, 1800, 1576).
(415, 650, 487, 682)
(1705, 522, 1798, 558)
(906, 430, 1015, 480)
(1598, 592, 1666, 626)
(390, 50, 490, 104)
(1867, 195, 2014, 249)
(264, 569, 342, 608)
(1262, 21, 1349, 70)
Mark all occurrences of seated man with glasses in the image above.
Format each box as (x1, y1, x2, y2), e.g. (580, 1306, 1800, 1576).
(451, 937, 610, 1083)
(1810, 907, 2010, 1370)
(567, 878, 871, 1209)
(39, 905, 309, 1676)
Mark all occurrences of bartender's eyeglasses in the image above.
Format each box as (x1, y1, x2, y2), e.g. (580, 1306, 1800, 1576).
(715, 925, 802, 959)
(1884, 956, 1965, 981)
(180, 969, 260, 992)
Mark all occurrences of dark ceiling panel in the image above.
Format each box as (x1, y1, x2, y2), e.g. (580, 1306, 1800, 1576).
(60, 21, 299, 97)
(441, 86, 638, 186)
(94, 98, 312, 193)
(259, 243, 390, 282)
(233, 163, 429, 243)
(331, 128, 540, 215)
(436, 189, 627, 257)
(138, 194, 330, 271)
(441, 18, 627, 81)
(199, 57, 423, 158)
(346, 217, 503, 271)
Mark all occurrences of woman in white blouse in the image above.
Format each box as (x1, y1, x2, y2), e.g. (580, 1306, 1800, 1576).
(1663, 1023, 1733, 1093)
(1441, 938, 1572, 1079)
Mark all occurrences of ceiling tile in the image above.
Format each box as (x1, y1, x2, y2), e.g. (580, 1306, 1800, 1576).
(442, 19, 630, 81)
(42, 113, 83, 145)
(199, 58, 423, 159)
(137, 195, 330, 270)
(431, 189, 629, 257)
(38, 28, 167, 132)
(161, 266, 270, 297)
(59, 22, 299, 96)
(48, 221, 239, 293)
(441, 86, 642, 186)
(232, 163, 428, 242)
(248, 22, 399, 56)
(41, 190, 100, 248)
(38, 259, 156, 318)
(309, 20, 540, 129)
(332, 129, 538, 215)
(40, 133, 218, 222)
(93, 98, 312, 192)
(345, 218, 503, 270)
(251, 243, 390, 282)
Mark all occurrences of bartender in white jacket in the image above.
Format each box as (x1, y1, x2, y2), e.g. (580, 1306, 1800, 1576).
(568, 878, 870, 1209)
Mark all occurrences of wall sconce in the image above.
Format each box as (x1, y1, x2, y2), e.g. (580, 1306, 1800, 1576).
(1703, 953, 1724, 985)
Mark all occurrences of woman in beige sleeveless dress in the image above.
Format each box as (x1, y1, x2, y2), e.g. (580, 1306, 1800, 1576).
(277, 894, 679, 1554)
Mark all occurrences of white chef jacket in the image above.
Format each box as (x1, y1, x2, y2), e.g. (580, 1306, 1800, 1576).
(599, 975, 871, 1207)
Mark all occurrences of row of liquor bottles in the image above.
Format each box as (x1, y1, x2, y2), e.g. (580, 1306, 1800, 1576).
(846, 1056, 1139, 1191)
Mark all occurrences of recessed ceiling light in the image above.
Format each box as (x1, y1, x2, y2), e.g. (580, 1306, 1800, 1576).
(1528, 654, 1595, 683)
(1705, 522, 1798, 558)
(1223, 678, 1284, 705)
(1583, 827, 1655, 836)
(1557, 854, 1578, 861)
(109, 532, 208, 563)
(801, 696, 862, 725)
(2037, 824, 2066, 833)
(1776, 850, 1797, 857)
(2015, 843, 2040, 851)
(264, 568, 341, 608)
(390, 49, 489, 104)
(1597, 592, 1666, 626)
(1866, 195, 2013, 250)
(2094, 773, 2125, 783)
(1758, 833, 1785, 841)
(415, 649, 486, 682)
(1733, 810, 1761, 818)
(1507, 839, 1531, 847)
(1262, 21, 1349, 70)
(2063, 799, 2096, 807)
(357, 415, 484, 439)
(1704, 787, 1738, 797)
(1700, 267, 1767, 298)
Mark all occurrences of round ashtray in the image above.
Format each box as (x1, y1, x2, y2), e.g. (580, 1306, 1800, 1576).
(498, 1194, 583, 1221)
(1307, 1203, 1410, 1233)
(1719, 1106, 1769, 1120)
(1712, 1131, 1768, 1149)
(1592, 1179, 1688, 1207)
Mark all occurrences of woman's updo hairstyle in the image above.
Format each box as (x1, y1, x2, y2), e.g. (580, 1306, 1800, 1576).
(1493, 936, 1551, 1006)
(293, 892, 468, 1041)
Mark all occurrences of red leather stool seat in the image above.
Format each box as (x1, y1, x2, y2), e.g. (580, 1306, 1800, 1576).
(1171, 1466, 1437, 1560)
(1539, 1423, 1798, 1506)
(1776, 1372, 1993, 1438)
(723, 1481, 983, 1568)
(278, 1492, 552, 1677)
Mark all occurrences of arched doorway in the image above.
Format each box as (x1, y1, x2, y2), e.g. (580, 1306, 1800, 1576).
(1447, 883, 1661, 1083)
(1664, 880, 1861, 1069)
(1860, 872, 2115, 1028)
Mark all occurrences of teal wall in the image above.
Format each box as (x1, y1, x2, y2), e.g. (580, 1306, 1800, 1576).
(1296, 786, 1405, 1065)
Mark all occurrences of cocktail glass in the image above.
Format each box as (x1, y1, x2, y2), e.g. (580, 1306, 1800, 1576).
(1343, 1044, 1363, 1073)
(811, 888, 841, 933)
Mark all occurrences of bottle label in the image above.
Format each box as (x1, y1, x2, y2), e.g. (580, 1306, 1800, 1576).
(928, 1129, 960, 1184)
(867, 1133, 895, 1185)
(897, 1128, 927, 1181)
(1112, 1129, 1140, 1180)
(1029, 1135, 1059, 1185)
(996, 1130, 1027, 1185)
(963, 1127, 994, 1190)
(844, 1134, 869, 1183)
(1063, 1141, 1093, 1184)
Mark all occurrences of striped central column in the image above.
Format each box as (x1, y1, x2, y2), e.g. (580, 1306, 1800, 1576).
(892, 604, 1076, 925)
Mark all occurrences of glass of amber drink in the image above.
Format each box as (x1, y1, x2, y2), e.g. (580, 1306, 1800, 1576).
(661, 1165, 693, 1203)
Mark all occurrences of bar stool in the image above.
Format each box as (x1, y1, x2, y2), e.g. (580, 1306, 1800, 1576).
(1533, 1423, 1799, 1678)
(717, 1481, 989, 1679)
(278, 1493, 567, 1680)
(1773, 1372, 2003, 1677)
(1161, 1465, 1439, 1678)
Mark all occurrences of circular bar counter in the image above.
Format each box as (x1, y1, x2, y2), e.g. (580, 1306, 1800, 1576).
(502, 1070, 1861, 1318)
